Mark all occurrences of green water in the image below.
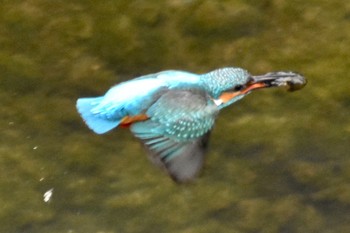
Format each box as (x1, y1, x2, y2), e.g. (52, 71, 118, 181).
(1, 1, 350, 232)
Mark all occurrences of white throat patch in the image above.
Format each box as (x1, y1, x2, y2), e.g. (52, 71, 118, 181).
(213, 98, 223, 106)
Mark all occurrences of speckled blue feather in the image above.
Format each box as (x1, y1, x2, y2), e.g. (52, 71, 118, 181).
(200, 67, 250, 98)
(130, 89, 217, 182)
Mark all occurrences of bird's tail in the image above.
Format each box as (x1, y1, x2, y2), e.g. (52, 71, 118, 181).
(76, 97, 120, 134)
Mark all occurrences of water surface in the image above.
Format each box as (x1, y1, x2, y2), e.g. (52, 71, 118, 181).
(1, 1, 350, 232)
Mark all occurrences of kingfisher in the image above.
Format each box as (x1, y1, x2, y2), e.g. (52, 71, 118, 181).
(76, 67, 306, 183)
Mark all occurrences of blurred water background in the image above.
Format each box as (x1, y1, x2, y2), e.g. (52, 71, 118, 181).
(1, 1, 350, 232)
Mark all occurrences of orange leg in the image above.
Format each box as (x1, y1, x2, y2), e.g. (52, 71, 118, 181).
(120, 114, 149, 127)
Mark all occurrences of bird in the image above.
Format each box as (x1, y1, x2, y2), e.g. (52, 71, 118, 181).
(76, 67, 306, 183)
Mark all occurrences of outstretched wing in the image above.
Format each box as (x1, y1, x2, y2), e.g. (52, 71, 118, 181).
(130, 90, 219, 182)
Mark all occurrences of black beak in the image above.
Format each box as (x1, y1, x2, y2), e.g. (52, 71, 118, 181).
(251, 71, 307, 92)
(218, 71, 306, 105)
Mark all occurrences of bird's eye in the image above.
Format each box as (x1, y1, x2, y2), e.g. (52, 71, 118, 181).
(234, 85, 244, 91)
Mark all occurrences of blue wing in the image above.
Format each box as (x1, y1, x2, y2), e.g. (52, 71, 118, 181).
(76, 77, 167, 134)
(130, 90, 219, 182)
(76, 70, 201, 134)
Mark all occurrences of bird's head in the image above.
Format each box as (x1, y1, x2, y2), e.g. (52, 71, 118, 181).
(200, 67, 306, 108)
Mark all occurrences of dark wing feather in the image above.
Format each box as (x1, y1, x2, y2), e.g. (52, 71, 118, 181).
(130, 89, 218, 182)
(163, 131, 211, 182)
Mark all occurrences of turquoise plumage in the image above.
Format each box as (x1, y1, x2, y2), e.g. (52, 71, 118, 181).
(76, 67, 306, 182)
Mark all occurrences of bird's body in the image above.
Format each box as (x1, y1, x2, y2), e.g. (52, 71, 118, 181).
(76, 67, 306, 182)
